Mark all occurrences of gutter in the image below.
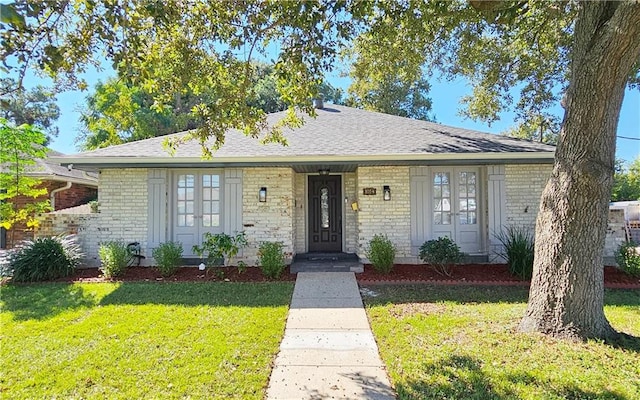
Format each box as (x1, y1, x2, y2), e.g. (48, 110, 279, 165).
(49, 151, 556, 170)
(50, 181, 72, 210)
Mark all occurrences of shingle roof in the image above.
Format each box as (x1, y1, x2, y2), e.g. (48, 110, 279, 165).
(52, 105, 555, 168)
(26, 150, 99, 185)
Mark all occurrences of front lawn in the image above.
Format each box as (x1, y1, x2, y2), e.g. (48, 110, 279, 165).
(0, 282, 294, 399)
(363, 285, 640, 400)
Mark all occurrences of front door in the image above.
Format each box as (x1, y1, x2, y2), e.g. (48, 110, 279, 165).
(431, 168, 481, 254)
(308, 175, 342, 252)
(173, 171, 222, 257)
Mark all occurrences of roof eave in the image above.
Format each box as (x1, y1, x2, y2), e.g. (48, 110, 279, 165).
(50, 151, 555, 171)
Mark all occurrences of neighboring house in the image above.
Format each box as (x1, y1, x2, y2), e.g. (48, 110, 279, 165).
(1, 150, 98, 248)
(49, 104, 556, 266)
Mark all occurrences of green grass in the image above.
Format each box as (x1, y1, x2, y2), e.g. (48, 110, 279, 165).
(0, 282, 294, 399)
(362, 285, 640, 400)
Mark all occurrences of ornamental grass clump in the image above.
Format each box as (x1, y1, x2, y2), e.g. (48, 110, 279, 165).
(419, 236, 464, 277)
(9, 234, 83, 282)
(366, 234, 396, 274)
(152, 241, 183, 277)
(494, 226, 535, 280)
(99, 241, 129, 278)
(258, 241, 286, 279)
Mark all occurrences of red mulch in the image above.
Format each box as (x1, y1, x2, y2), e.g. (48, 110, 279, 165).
(45, 264, 640, 288)
(60, 265, 297, 283)
(358, 264, 640, 289)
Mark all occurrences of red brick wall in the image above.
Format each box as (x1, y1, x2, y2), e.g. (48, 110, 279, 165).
(2, 180, 97, 248)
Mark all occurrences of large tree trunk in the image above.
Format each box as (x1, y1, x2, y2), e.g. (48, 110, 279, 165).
(520, 1, 640, 340)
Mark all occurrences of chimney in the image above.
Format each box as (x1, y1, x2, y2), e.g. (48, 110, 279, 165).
(313, 95, 324, 109)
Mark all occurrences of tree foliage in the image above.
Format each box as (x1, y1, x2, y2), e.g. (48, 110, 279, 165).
(77, 62, 343, 150)
(0, 77, 60, 142)
(78, 78, 202, 150)
(1, 1, 368, 158)
(3, 0, 640, 340)
(346, 70, 434, 121)
(0, 118, 51, 237)
(612, 157, 640, 202)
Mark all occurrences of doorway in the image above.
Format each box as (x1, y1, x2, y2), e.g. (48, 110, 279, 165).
(308, 175, 342, 252)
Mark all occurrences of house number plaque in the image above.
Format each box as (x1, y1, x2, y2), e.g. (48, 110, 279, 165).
(362, 187, 377, 195)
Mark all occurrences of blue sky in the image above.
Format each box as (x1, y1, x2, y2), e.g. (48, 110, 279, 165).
(27, 64, 640, 164)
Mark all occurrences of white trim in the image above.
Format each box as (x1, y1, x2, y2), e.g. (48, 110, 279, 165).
(25, 174, 98, 187)
(50, 181, 72, 209)
(50, 151, 555, 166)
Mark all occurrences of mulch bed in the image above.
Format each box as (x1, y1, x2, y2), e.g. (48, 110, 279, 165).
(357, 264, 640, 289)
(41, 263, 640, 289)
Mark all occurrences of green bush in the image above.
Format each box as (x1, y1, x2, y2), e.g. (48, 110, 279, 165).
(258, 241, 286, 279)
(494, 226, 535, 280)
(366, 234, 396, 274)
(192, 231, 247, 267)
(9, 235, 83, 282)
(615, 241, 640, 277)
(99, 241, 129, 278)
(152, 241, 183, 277)
(419, 236, 464, 277)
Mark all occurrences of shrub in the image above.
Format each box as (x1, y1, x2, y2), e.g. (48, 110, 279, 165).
(615, 241, 640, 277)
(419, 236, 464, 277)
(258, 241, 286, 279)
(366, 234, 396, 274)
(192, 231, 247, 267)
(152, 241, 183, 277)
(9, 235, 83, 282)
(99, 241, 129, 278)
(494, 226, 535, 280)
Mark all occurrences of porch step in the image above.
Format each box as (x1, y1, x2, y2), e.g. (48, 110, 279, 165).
(291, 253, 363, 274)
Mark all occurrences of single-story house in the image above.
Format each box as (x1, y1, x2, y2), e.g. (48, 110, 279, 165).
(48, 103, 557, 266)
(1, 150, 98, 249)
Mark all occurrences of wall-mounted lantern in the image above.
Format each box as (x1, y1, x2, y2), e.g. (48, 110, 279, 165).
(259, 187, 267, 202)
(383, 185, 391, 201)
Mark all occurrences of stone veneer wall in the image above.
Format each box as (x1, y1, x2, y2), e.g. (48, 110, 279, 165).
(242, 168, 295, 264)
(356, 166, 412, 261)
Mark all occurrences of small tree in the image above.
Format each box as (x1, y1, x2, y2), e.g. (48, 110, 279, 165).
(0, 119, 51, 244)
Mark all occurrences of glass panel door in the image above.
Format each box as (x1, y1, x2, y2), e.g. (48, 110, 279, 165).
(176, 174, 195, 227)
(458, 171, 477, 225)
(433, 172, 451, 225)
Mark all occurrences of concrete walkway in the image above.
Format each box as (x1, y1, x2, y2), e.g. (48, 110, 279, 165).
(266, 272, 395, 400)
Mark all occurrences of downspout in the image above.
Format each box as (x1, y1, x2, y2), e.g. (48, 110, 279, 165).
(50, 182, 72, 211)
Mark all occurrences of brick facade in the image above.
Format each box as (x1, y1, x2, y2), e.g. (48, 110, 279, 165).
(356, 166, 412, 261)
(32, 164, 627, 267)
(242, 168, 295, 264)
(505, 164, 552, 228)
(3, 180, 97, 248)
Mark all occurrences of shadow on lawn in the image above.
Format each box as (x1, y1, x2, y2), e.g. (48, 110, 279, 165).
(362, 284, 530, 305)
(1, 284, 96, 321)
(362, 284, 640, 307)
(98, 281, 293, 308)
(2, 281, 293, 321)
(395, 355, 630, 400)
